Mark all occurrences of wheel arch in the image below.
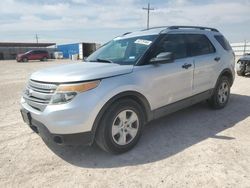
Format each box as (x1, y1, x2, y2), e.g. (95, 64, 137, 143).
(217, 68, 234, 87)
(90, 91, 152, 141)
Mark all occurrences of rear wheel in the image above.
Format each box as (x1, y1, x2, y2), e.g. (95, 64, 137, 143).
(42, 57, 48, 61)
(95, 99, 145, 154)
(208, 76, 230, 109)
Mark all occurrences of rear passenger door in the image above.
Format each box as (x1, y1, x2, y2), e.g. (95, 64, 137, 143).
(185, 34, 218, 95)
(36, 51, 43, 59)
(30, 51, 40, 60)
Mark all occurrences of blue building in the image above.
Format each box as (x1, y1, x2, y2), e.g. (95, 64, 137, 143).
(57, 42, 100, 59)
(57, 43, 79, 59)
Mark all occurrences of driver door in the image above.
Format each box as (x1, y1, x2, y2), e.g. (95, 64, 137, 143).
(134, 34, 194, 110)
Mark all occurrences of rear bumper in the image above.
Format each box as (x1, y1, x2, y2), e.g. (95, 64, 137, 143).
(21, 108, 94, 146)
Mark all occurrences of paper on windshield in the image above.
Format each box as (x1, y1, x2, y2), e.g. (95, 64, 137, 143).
(134, 39, 152, 45)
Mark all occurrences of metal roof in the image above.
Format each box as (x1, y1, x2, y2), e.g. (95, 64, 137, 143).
(0, 42, 56, 48)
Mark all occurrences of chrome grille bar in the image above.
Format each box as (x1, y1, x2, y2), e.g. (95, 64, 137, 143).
(23, 80, 58, 111)
(29, 80, 57, 90)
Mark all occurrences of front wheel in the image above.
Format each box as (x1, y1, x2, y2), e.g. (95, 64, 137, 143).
(237, 61, 246, 76)
(95, 99, 145, 154)
(22, 58, 28, 62)
(237, 68, 245, 76)
(208, 76, 230, 109)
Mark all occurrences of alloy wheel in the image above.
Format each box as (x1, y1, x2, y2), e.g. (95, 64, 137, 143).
(218, 81, 229, 104)
(111, 110, 139, 146)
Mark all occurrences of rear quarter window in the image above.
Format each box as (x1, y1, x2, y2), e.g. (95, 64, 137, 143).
(214, 35, 232, 51)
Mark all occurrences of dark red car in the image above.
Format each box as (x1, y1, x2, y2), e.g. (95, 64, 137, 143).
(16, 50, 49, 62)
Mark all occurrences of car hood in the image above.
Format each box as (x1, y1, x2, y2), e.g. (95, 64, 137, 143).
(239, 56, 250, 61)
(30, 62, 134, 83)
(17, 53, 25, 57)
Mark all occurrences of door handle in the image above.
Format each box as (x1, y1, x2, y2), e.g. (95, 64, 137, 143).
(214, 57, 221, 62)
(182, 63, 192, 69)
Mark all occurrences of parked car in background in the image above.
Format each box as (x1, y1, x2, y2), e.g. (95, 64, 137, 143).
(21, 26, 235, 154)
(54, 51, 64, 59)
(236, 53, 250, 76)
(16, 50, 49, 62)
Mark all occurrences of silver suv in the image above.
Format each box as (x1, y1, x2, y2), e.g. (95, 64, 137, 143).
(21, 26, 235, 154)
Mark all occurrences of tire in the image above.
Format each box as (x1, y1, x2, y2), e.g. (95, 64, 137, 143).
(22, 58, 28, 62)
(237, 68, 245, 76)
(237, 62, 246, 76)
(95, 98, 145, 154)
(208, 76, 230, 109)
(42, 57, 48, 61)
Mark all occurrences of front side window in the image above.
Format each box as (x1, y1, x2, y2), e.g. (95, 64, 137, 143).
(185, 34, 215, 57)
(25, 50, 32, 55)
(151, 34, 187, 60)
(86, 35, 157, 65)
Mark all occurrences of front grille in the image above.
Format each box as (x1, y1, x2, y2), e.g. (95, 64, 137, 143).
(23, 80, 58, 111)
(240, 60, 250, 65)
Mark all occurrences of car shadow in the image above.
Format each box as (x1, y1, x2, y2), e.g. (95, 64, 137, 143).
(44, 93, 250, 168)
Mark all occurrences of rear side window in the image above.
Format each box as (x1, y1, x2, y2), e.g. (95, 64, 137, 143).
(185, 34, 216, 57)
(214, 35, 232, 51)
(33, 51, 40, 54)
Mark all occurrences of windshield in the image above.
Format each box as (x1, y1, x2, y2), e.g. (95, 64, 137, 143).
(24, 50, 32, 54)
(86, 35, 157, 65)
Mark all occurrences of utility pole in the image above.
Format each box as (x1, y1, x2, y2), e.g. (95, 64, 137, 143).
(35, 34, 39, 44)
(142, 3, 155, 30)
(243, 39, 247, 55)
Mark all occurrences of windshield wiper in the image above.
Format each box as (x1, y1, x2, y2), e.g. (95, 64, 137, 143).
(96, 58, 114, 64)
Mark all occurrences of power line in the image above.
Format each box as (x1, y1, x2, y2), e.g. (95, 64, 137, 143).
(142, 3, 155, 30)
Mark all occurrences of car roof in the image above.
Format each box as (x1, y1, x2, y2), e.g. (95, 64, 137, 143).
(117, 26, 220, 39)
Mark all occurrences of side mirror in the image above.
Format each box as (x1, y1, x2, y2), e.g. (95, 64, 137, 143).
(150, 52, 174, 64)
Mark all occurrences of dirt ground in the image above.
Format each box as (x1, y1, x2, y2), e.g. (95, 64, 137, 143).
(0, 60, 249, 188)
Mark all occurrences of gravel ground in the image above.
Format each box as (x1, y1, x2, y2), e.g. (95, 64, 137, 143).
(0, 60, 249, 188)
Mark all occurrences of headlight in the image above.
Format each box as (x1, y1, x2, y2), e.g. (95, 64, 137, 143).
(50, 80, 100, 105)
(50, 92, 77, 105)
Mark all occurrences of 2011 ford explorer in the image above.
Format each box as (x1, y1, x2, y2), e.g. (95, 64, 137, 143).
(20, 26, 235, 154)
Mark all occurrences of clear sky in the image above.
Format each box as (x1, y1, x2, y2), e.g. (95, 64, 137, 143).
(0, 0, 249, 44)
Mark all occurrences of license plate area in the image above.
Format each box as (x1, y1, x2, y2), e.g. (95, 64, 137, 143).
(20, 109, 31, 125)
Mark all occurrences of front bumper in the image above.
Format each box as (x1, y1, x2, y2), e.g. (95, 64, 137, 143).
(16, 57, 22, 62)
(20, 108, 93, 145)
(20, 90, 101, 135)
(236, 60, 250, 72)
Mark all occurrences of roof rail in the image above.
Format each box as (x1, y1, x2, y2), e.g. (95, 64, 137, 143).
(141, 26, 168, 31)
(122, 32, 132, 36)
(168, 26, 219, 32)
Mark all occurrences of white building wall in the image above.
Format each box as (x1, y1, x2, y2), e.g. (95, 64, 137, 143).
(231, 42, 250, 58)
